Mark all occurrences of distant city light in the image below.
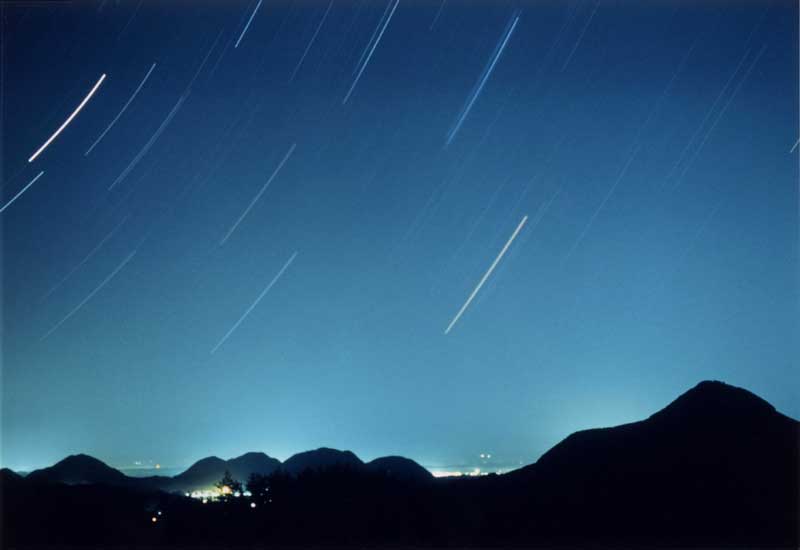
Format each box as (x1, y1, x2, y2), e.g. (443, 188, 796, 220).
(250, 502, 257, 508)
(151, 517, 157, 523)
(243, 490, 252, 497)
(202, 498, 208, 504)
(155, 463, 161, 469)
(157, 511, 162, 516)
(431, 468, 490, 478)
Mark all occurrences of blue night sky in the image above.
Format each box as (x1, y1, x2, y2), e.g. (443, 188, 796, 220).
(1, 0, 798, 474)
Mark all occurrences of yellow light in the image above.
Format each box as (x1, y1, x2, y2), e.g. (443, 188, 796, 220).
(151, 517, 157, 523)
(221, 485, 232, 495)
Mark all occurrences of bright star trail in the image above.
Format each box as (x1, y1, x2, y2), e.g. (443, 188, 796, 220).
(0, 171, 44, 214)
(343, 0, 400, 104)
(234, 0, 263, 49)
(444, 215, 528, 335)
(3, 1, 796, 477)
(28, 74, 106, 162)
(85, 63, 156, 156)
(445, 12, 519, 147)
(211, 251, 298, 354)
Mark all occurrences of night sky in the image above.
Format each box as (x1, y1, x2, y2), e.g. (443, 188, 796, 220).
(2, 0, 798, 475)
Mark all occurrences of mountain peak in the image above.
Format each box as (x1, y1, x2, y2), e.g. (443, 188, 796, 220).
(26, 453, 126, 485)
(650, 380, 776, 424)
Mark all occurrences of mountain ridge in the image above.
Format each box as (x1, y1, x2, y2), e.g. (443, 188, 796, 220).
(6, 380, 797, 546)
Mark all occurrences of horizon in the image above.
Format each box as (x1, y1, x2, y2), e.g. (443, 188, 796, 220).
(2, 0, 798, 475)
(6, 378, 796, 476)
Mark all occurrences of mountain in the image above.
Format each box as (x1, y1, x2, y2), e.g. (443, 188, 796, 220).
(169, 456, 228, 490)
(0, 468, 23, 487)
(166, 452, 279, 491)
(497, 380, 799, 545)
(282, 447, 364, 475)
(226, 452, 281, 480)
(25, 454, 129, 486)
(5, 381, 796, 546)
(366, 456, 433, 482)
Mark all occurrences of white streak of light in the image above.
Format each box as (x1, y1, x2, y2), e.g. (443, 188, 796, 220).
(235, 0, 263, 49)
(445, 14, 519, 147)
(343, 0, 400, 104)
(85, 63, 156, 156)
(353, 0, 394, 75)
(0, 171, 44, 213)
(220, 143, 296, 245)
(29, 74, 107, 162)
(41, 249, 137, 340)
(444, 215, 528, 335)
(211, 251, 298, 354)
(791, 138, 799, 154)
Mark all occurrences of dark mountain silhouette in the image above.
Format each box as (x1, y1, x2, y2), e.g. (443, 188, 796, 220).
(492, 380, 799, 545)
(25, 454, 129, 486)
(227, 451, 281, 479)
(0, 467, 23, 489)
(281, 447, 364, 475)
(3, 380, 797, 547)
(168, 456, 228, 490)
(168, 452, 280, 490)
(366, 455, 433, 482)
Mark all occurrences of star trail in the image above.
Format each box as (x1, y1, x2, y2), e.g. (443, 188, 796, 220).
(1, 1, 797, 475)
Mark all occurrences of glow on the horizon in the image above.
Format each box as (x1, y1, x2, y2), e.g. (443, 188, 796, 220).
(28, 74, 106, 162)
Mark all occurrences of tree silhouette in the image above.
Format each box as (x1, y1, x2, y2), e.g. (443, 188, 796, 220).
(214, 469, 242, 500)
(246, 473, 268, 500)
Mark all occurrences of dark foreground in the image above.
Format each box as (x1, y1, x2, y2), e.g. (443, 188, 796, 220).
(2, 381, 798, 548)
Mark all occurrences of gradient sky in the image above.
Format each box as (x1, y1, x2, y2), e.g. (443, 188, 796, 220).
(2, 0, 798, 474)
